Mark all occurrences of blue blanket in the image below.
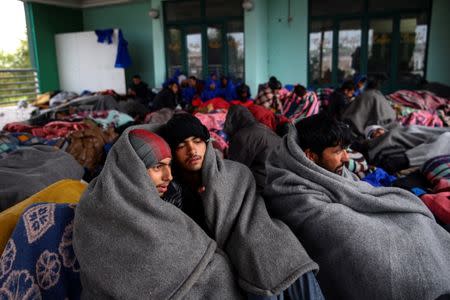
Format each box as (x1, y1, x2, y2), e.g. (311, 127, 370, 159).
(0, 203, 81, 299)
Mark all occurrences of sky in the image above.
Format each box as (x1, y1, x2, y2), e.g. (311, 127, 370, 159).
(0, 0, 27, 53)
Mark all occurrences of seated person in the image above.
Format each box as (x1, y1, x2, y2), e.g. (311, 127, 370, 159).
(152, 80, 180, 111)
(223, 105, 281, 192)
(341, 77, 396, 137)
(162, 114, 324, 300)
(181, 76, 202, 105)
(353, 74, 367, 97)
(73, 127, 242, 299)
(200, 78, 220, 102)
(218, 76, 237, 101)
(128, 74, 155, 107)
(325, 80, 355, 120)
(235, 83, 252, 102)
(255, 76, 283, 113)
(263, 112, 450, 300)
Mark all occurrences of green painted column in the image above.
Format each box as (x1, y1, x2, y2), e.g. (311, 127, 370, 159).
(267, 0, 308, 86)
(150, 0, 166, 88)
(244, 0, 269, 95)
(25, 3, 83, 92)
(426, 0, 450, 86)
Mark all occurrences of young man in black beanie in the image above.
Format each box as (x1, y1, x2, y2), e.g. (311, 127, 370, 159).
(162, 113, 325, 300)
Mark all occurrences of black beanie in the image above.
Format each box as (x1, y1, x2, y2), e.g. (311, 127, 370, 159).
(163, 114, 210, 149)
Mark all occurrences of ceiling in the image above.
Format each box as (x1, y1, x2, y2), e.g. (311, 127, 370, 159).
(20, 0, 140, 9)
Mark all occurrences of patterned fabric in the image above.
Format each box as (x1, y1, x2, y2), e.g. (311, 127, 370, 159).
(387, 90, 450, 112)
(194, 111, 228, 153)
(422, 155, 450, 192)
(0, 203, 81, 299)
(419, 155, 450, 224)
(315, 88, 334, 109)
(387, 90, 450, 127)
(255, 86, 284, 113)
(0, 132, 57, 159)
(345, 149, 370, 179)
(4, 121, 88, 140)
(281, 91, 320, 121)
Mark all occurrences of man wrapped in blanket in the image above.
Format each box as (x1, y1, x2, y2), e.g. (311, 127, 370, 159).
(74, 122, 324, 299)
(264, 112, 450, 300)
(162, 114, 324, 299)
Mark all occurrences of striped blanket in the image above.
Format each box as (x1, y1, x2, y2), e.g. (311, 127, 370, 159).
(281, 91, 320, 121)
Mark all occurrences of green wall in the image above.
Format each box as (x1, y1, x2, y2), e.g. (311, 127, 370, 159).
(25, 3, 83, 92)
(150, 0, 166, 88)
(83, 1, 154, 88)
(267, 0, 308, 86)
(426, 0, 450, 86)
(244, 0, 269, 95)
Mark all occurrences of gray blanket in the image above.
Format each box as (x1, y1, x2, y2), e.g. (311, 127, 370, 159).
(200, 139, 317, 295)
(73, 123, 317, 299)
(367, 123, 450, 164)
(264, 126, 450, 300)
(0, 145, 84, 212)
(342, 89, 396, 136)
(73, 124, 241, 299)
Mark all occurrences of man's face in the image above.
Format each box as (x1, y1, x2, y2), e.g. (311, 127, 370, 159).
(343, 88, 355, 98)
(147, 157, 173, 196)
(189, 78, 196, 87)
(174, 136, 206, 172)
(307, 145, 349, 175)
(170, 83, 179, 94)
(133, 77, 141, 85)
(371, 128, 385, 139)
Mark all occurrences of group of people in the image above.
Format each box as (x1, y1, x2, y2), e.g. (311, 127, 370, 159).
(127, 73, 252, 112)
(72, 108, 450, 298)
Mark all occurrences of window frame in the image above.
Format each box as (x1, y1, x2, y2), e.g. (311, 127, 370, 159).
(307, 0, 432, 92)
(163, 0, 245, 81)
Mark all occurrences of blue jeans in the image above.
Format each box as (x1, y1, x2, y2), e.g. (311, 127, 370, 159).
(247, 271, 325, 300)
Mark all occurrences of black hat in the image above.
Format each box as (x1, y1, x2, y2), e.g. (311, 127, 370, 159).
(162, 114, 210, 149)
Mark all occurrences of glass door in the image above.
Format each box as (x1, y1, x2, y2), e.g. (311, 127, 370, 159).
(185, 26, 203, 79)
(207, 24, 225, 78)
(368, 18, 393, 88)
(338, 20, 362, 82)
(397, 13, 428, 87)
(309, 20, 333, 86)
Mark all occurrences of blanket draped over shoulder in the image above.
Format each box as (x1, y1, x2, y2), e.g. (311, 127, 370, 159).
(366, 123, 450, 165)
(342, 89, 396, 136)
(0, 145, 84, 212)
(200, 141, 317, 295)
(73, 123, 317, 299)
(73, 124, 241, 299)
(264, 126, 450, 300)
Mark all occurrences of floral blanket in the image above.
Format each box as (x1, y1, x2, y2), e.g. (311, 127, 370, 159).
(0, 203, 81, 299)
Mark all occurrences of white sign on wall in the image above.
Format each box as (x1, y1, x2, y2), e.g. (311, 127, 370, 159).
(55, 29, 126, 94)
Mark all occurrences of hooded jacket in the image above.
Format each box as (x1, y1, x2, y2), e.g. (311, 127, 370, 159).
(223, 105, 281, 191)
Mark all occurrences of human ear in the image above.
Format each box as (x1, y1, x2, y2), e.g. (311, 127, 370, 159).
(304, 149, 318, 163)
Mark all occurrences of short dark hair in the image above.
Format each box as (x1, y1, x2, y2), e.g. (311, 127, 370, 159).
(133, 74, 141, 79)
(295, 113, 352, 155)
(340, 80, 355, 92)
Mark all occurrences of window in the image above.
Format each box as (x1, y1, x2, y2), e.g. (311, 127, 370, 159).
(308, 0, 431, 91)
(398, 14, 428, 86)
(164, 0, 244, 80)
(309, 20, 333, 85)
(338, 20, 362, 82)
